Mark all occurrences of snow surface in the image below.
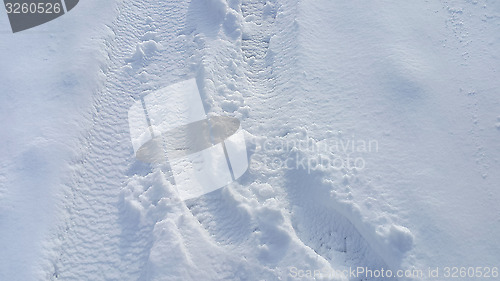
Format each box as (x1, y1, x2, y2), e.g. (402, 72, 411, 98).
(1, 0, 499, 280)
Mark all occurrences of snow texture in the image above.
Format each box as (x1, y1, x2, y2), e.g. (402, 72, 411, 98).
(1, 0, 499, 280)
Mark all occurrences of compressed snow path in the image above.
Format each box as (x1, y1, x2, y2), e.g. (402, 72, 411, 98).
(1, 0, 499, 280)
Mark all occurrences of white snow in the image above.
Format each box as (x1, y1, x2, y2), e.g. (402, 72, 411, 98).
(1, 0, 499, 280)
